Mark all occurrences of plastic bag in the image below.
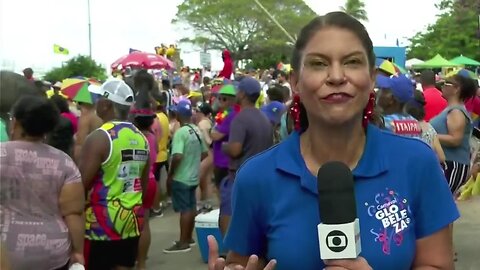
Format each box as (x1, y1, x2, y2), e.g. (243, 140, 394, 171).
(458, 173, 480, 200)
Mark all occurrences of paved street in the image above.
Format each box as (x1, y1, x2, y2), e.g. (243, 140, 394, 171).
(147, 198, 480, 270)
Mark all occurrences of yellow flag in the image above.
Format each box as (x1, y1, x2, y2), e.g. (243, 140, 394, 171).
(53, 44, 69, 55)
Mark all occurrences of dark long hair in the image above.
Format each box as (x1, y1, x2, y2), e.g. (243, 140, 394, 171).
(50, 94, 70, 113)
(453, 74, 477, 102)
(132, 71, 155, 131)
(12, 96, 60, 137)
(291, 12, 377, 131)
(405, 90, 426, 121)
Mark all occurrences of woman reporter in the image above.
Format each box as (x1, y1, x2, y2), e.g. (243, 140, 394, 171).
(208, 12, 457, 270)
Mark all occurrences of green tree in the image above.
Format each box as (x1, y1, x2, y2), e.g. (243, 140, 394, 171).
(340, 0, 368, 21)
(407, 0, 480, 61)
(173, 0, 316, 68)
(43, 55, 107, 82)
(248, 52, 289, 70)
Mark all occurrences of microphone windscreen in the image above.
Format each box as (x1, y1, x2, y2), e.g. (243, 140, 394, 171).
(317, 161, 357, 224)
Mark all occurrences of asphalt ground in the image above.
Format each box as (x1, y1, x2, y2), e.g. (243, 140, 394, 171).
(145, 197, 480, 270)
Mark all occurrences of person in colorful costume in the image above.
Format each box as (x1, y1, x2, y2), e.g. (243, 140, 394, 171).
(79, 79, 150, 270)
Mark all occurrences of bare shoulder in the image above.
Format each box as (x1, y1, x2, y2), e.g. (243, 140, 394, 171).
(85, 129, 109, 150)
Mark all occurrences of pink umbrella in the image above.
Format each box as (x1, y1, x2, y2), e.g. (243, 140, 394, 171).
(111, 51, 175, 70)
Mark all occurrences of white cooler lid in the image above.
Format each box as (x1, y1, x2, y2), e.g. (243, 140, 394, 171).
(195, 209, 220, 227)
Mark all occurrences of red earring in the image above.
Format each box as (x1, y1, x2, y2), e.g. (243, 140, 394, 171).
(362, 92, 376, 128)
(290, 95, 302, 132)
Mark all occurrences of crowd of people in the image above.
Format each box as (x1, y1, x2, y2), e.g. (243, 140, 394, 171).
(1, 10, 480, 270)
(0, 62, 282, 269)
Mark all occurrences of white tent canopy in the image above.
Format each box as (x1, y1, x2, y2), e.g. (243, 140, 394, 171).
(406, 58, 424, 69)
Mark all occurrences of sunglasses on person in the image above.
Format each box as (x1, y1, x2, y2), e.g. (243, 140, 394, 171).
(443, 81, 457, 87)
(218, 97, 229, 102)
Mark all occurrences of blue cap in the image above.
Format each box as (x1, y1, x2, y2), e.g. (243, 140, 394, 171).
(170, 100, 192, 117)
(457, 69, 471, 79)
(376, 74, 391, 89)
(377, 74, 413, 103)
(261, 101, 286, 125)
(237, 77, 261, 96)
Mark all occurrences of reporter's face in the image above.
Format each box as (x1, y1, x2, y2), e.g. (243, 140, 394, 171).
(291, 27, 375, 126)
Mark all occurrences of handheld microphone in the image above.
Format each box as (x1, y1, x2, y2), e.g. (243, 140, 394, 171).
(317, 161, 361, 260)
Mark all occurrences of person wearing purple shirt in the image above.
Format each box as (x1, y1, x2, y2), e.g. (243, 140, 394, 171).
(210, 84, 239, 235)
(212, 111, 236, 169)
(221, 77, 273, 237)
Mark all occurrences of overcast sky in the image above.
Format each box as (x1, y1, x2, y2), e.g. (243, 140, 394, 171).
(0, 0, 439, 75)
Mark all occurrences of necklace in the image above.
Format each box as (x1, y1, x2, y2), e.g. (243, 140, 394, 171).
(215, 105, 240, 125)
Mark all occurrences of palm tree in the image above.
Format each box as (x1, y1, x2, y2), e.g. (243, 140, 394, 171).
(340, 0, 368, 22)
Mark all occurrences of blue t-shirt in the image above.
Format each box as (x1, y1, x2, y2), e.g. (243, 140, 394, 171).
(383, 114, 422, 139)
(224, 124, 459, 270)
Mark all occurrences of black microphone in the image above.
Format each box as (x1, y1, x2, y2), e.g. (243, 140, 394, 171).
(316, 161, 361, 260)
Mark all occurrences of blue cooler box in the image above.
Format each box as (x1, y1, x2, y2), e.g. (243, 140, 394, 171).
(195, 209, 225, 263)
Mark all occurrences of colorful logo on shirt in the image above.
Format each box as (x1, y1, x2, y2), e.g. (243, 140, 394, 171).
(384, 114, 422, 138)
(364, 188, 412, 255)
(392, 120, 421, 136)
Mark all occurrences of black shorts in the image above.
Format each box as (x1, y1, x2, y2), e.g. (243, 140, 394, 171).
(213, 166, 229, 188)
(85, 237, 140, 270)
(154, 161, 169, 181)
(444, 160, 469, 195)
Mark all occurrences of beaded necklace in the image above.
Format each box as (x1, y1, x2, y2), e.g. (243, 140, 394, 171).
(215, 104, 241, 125)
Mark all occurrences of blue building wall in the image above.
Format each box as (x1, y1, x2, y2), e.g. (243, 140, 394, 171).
(373, 47, 406, 68)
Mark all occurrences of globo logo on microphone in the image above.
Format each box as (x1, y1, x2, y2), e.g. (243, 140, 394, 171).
(325, 230, 348, 252)
(317, 162, 361, 259)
